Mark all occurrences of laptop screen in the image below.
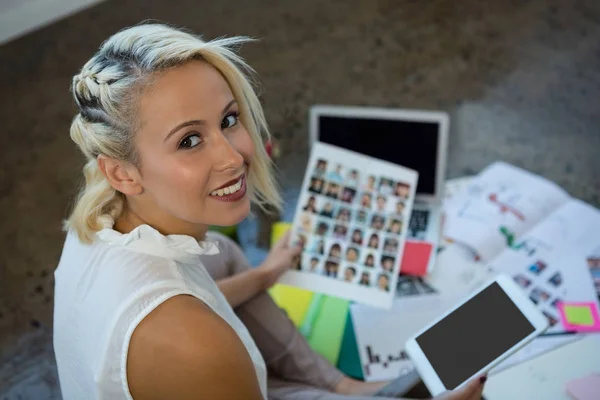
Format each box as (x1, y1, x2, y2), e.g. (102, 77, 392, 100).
(317, 115, 440, 196)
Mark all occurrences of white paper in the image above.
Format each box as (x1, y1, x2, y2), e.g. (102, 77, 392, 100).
(351, 294, 454, 381)
(282, 142, 419, 309)
(484, 335, 600, 400)
(491, 335, 581, 374)
(444, 162, 570, 262)
(487, 200, 600, 333)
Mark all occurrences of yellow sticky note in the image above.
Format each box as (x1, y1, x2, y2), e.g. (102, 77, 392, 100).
(565, 305, 594, 326)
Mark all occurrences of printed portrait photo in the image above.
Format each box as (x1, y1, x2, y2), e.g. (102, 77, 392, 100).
(513, 274, 532, 289)
(307, 256, 322, 273)
(377, 273, 391, 292)
(326, 163, 344, 183)
(381, 255, 396, 273)
(370, 214, 386, 230)
(394, 200, 406, 216)
(548, 272, 563, 287)
(375, 195, 388, 213)
(359, 192, 373, 209)
(299, 213, 313, 232)
(309, 237, 325, 255)
(394, 182, 410, 198)
(346, 169, 360, 187)
(323, 260, 340, 278)
(332, 224, 348, 240)
(324, 182, 341, 199)
(315, 220, 330, 236)
(302, 195, 318, 213)
(356, 209, 369, 224)
(341, 187, 357, 204)
(383, 236, 399, 253)
(528, 260, 548, 275)
(327, 241, 343, 260)
(345, 246, 360, 263)
(350, 228, 364, 246)
(308, 177, 325, 194)
(363, 252, 376, 268)
(363, 175, 377, 192)
(314, 159, 328, 177)
(550, 298, 562, 309)
(530, 287, 551, 304)
(319, 200, 336, 218)
(366, 232, 381, 250)
(387, 219, 403, 235)
(343, 265, 357, 283)
(379, 178, 394, 196)
(336, 207, 352, 223)
(359, 271, 371, 286)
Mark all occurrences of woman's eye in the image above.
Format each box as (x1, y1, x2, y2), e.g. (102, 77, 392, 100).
(221, 112, 240, 130)
(179, 134, 202, 149)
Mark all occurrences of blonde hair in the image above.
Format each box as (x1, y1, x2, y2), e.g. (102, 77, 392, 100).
(64, 23, 281, 243)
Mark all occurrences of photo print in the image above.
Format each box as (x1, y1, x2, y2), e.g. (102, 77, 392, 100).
(513, 274, 532, 289)
(394, 182, 410, 199)
(342, 264, 358, 283)
(362, 174, 378, 192)
(350, 227, 364, 246)
(528, 260, 547, 275)
(346, 169, 360, 187)
(308, 176, 325, 194)
(319, 200, 337, 218)
(376, 273, 391, 292)
(548, 272, 563, 287)
(285, 142, 419, 308)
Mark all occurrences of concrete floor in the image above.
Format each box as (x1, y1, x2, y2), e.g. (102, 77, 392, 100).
(1, 0, 599, 398)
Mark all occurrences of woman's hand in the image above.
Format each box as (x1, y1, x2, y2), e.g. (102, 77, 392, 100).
(258, 230, 302, 289)
(433, 375, 487, 400)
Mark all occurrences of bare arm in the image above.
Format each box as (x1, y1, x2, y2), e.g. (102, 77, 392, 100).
(127, 295, 264, 400)
(216, 230, 301, 308)
(217, 268, 268, 308)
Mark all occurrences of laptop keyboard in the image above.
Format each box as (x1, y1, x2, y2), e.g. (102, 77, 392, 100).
(408, 209, 430, 240)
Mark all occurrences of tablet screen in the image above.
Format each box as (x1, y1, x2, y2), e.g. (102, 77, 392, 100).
(415, 282, 535, 389)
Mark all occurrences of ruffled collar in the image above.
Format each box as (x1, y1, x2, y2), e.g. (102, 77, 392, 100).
(96, 222, 220, 264)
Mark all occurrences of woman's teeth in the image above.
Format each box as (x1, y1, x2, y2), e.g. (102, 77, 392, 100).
(210, 178, 243, 197)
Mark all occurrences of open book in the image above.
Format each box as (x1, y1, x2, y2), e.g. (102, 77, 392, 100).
(444, 162, 600, 333)
(281, 142, 419, 309)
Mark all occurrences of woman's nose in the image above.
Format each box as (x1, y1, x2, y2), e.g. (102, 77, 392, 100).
(212, 133, 244, 172)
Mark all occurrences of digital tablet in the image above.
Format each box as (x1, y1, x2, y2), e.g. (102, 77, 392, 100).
(405, 274, 549, 396)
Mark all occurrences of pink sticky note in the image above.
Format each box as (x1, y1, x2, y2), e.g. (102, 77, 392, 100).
(565, 373, 600, 400)
(557, 302, 600, 333)
(400, 241, 433, 276)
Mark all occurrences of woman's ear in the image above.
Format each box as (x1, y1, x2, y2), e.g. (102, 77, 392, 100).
(97, 155, 144, 196)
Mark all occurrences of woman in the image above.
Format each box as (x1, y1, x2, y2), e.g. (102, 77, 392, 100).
(53, 23, 485, 400)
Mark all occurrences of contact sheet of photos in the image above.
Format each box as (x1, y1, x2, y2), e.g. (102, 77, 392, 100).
(281, 142, 419, 309)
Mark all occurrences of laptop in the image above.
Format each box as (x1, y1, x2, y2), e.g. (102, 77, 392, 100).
(309, 105, 450, 275)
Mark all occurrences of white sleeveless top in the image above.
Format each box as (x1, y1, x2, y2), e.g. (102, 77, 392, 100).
(53, 223, 267, 399)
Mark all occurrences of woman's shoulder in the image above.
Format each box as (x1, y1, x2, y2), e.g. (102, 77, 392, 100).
(127, 294, 264, 400)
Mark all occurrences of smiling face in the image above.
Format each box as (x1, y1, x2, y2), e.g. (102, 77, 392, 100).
(109, 61, 254, 235)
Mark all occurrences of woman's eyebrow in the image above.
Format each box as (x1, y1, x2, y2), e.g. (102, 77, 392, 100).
(164, 99, 237, 142)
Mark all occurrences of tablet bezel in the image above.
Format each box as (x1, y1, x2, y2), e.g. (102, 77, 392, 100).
(405, 274, 549, 396)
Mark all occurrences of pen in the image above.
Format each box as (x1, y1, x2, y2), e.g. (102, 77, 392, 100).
(539, 331, 578, 337)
